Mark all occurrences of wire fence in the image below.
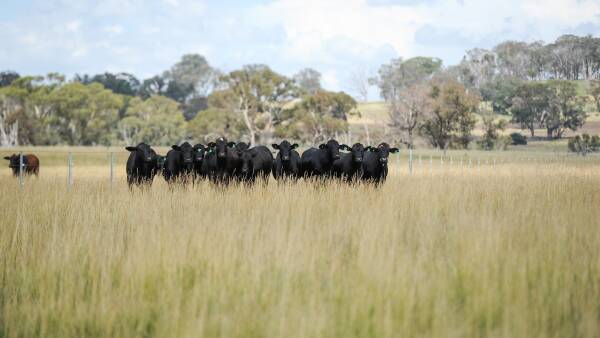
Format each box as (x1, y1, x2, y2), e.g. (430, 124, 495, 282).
(2, 148, 599, 190)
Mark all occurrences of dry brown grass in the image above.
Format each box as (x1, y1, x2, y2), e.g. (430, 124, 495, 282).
(1, 150, 600, 337)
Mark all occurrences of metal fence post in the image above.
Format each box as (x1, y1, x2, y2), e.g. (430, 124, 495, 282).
(19, 152, 24, 191)
(67, 152, 73, 191)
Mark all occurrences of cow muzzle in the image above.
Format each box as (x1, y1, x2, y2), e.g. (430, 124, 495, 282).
(380, 157, 388, 163)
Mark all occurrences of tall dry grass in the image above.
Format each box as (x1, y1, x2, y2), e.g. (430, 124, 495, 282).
(1, 156, 600, 337)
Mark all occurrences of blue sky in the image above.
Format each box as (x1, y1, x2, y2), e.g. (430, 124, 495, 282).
(1, 0, 599, 96)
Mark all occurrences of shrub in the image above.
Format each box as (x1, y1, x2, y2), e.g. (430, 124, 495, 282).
(510, 133, 527, 145)
(568, 134, 600, 155)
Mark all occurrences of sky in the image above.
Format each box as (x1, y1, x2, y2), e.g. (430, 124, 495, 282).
(1, 0, 600, 95)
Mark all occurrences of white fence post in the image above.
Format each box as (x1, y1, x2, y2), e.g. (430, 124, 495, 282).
(19, 152, 24, 191)
(429, 155, 433, 176)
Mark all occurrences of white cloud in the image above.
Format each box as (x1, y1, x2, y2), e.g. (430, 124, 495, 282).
(65, 20, 81, 32)
(253, 0, 426, 63)
(104, 24, 123, 35)
(2, 0, 600, 92)
(321, 69, 340, 90)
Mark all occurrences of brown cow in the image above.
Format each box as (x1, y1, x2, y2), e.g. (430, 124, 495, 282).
(3, 154, 39, 176)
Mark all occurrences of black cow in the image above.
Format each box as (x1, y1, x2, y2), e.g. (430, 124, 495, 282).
(125, 143, 160, 187)
(272, 140, 301, 180)
(203, 137, 239, 184)
(3, 154, 40, 176)
(162, 142, 196, 184)
(333, 143, 365, 182)
(192, 143, 209, 180)
(234, 142, 249, 152)
(301, 139, 347, 179)
(238, 146, 273, 185)
(361, 142, 399, 185)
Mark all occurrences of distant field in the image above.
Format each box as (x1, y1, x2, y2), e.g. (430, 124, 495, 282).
(349, 101, 600, 150)
(1, 149, 600, 337)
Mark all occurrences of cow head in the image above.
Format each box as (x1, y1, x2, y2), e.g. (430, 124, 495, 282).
(239, 149, 256, 175)
(125, 143, 157, 163)
(3, 154, 20, 168)
(193, 144, 207, 163)
(155, 155, 166, 170)
(341, 143, 365, 164)
(318, 139, 344, 160)
(272, 140, 298, 162)
(207, 137, 236, 159)
(172, 142, 194, 165)
(366, 142, 399, 164)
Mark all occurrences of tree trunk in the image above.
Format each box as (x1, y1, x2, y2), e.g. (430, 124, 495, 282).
(239, 98, 255, 146)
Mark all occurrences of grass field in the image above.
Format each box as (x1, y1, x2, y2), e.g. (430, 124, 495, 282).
(1, 149, 600, 337)
(351, 101, 600, 145)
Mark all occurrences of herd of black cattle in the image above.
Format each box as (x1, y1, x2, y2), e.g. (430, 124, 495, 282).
(2, 137, 399, 186)
(126, 137, 399, 187)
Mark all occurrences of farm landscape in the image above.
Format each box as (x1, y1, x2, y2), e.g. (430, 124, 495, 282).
(3, 1, 600, 337)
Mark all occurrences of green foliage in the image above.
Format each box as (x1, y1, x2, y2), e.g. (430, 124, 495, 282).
(420, 80, 479, 149)
(477, 114, 508, 150)
(375, 57, 443, 101)
(187, 108, 246, 142)
(293, 68, 322, 95)
(164, 54, 219, 98)
(278, 91, 356, 144)
(511, 82, 551, 137)
(119, 95, 186, 146)
(77, 72, 140, 96)
(222, 65, 298, 144)
(0, 71, 20, 87)
(50, 83, 123, 145)
(544, 80, 587, 139)
(568, 134, 600, 155)
(591, 80, 600, 112)
(510, 133, 527, 145)
(479, 77, 522, 114)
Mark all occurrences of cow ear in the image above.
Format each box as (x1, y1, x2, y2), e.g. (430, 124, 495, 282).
(227, 142, 236, 148)
(207, 142, 216, 148)
(125, 146, 137, 152)
(319, 144, 326, 149)
(3, 156, 10, 160)
(272, 144, 279, 150)
(171, 145, 181, 151)
(389, 148, 399, 153)
(291, 143, 299, 149)
(339, 144, 351, 151)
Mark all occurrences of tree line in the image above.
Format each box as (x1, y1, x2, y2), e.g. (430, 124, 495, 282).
(2, 34, 599, 149)
(0, 55, 358, 147)
(372, 34, 600, 149)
